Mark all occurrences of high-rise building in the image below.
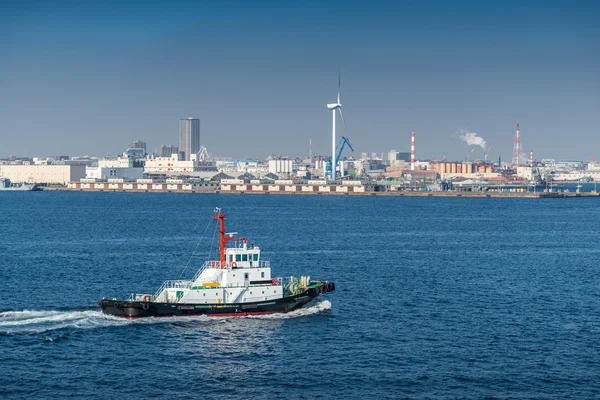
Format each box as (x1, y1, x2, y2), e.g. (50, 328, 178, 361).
(130, 140, 147, 153)
(387, 149, 397, 165)
(397, 152, 411, 162)
(159, 145, 179, 158)
(179, 117, 200, 161)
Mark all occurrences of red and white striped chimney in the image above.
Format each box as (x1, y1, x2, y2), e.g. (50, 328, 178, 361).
(530, 150, 533, 168)
(411, 131, 415, 171)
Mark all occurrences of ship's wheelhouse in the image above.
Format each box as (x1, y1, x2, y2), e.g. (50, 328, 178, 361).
(225, 239, 261, 268)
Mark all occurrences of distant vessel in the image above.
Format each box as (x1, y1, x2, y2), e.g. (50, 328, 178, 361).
(98, 209, 335, 318)
(0, 178, 38, 191)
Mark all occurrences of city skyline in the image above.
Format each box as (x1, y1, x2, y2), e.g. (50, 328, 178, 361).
(1, 1, 598, 160)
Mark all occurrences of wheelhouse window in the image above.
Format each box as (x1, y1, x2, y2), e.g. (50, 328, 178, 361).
(242, 254, 248, 262)
(235, 254, 241, 262)
(253, 254, 259, 261)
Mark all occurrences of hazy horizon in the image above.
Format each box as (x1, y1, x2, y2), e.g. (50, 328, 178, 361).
(1, 0, 598, 161)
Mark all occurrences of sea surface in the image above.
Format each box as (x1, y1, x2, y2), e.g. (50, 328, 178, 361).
(1, 192, 600, 399)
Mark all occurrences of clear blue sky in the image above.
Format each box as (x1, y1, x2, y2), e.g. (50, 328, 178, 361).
(1, 0, 598, 161)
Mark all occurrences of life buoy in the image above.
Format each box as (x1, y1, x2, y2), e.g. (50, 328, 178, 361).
(272, 278, 278, 285)
(231, 262, 237, 268)
(143, 295, 148, 301)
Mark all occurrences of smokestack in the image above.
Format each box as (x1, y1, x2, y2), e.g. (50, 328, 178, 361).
(411, 131, 415, 171)
(512, 123, 521, 167)
(530, 149, 533, 168)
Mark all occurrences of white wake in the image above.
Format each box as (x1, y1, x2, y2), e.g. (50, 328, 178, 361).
(0, 309, 125, 335)
(0, 300, 332, 335)
(249, 299, 332, 319)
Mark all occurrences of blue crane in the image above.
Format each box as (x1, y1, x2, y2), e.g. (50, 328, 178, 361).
(325, 136, 354, 178)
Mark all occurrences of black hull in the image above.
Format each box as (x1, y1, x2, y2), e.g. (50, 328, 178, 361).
(99, 282, 335, 318)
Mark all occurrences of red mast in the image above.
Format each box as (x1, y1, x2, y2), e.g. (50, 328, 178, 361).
(214, 209, 232, 268)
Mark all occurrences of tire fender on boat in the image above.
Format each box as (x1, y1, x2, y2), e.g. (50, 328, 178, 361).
(142, 303, 149, 310)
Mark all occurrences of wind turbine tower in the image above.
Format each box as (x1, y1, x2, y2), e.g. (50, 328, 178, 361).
(326, 73, 345, 181)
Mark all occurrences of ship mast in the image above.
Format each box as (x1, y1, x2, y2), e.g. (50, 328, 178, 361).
(214, 208, 232, 268)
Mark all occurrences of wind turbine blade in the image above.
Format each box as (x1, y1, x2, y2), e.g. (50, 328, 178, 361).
(338, 107, 346, 131)
(337, 70, 341, 104)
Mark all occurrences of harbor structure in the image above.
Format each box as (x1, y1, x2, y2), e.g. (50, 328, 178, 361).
(219, 179, 370, 194)
(179, 117, 200, 161)
(69, 178, 217, 192)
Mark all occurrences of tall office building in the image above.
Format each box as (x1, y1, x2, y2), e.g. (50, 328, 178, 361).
(159, 145, 179, 158)
(179, 117, 200, 161)
(130, 140, 147, 153)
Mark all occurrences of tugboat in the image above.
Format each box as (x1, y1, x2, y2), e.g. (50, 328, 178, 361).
(98, 209, 335, 318)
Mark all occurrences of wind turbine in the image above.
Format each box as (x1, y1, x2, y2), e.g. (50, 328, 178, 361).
(326, 72, 345, 181)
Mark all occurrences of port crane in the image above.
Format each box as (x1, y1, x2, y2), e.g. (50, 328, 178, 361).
(325, 136, 354, 179)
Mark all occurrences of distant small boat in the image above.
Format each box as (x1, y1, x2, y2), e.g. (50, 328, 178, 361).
(0, 178, 38, 191)
(98, 208, 335, 318)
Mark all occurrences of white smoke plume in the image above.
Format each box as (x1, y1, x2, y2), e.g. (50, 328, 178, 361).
(459, 131, 487, 151)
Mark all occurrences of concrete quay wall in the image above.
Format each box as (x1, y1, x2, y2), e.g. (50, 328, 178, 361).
(53, 184, 599, 198)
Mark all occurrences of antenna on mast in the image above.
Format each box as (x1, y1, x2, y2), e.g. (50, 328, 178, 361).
(512, 123, 522, 167)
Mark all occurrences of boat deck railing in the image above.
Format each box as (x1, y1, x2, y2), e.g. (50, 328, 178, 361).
(192, 260, 271, 281)
(154, 280, 193, 299)
(208, 276, 307, 289)
(191, 261, 212, 282)
(145, 275, 314, 302)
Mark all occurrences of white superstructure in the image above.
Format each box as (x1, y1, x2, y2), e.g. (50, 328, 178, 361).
(154, 241, 291, 305)
(148, 210, 308, 306)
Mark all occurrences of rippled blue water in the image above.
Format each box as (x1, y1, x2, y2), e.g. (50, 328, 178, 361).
(1, 192, 600, 399)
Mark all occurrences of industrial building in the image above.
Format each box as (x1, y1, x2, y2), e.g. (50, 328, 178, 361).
(86, 157, 144, 180)
(267, 159, 293, 174)
(144, 152, 217, 178)
(0, 164, 86, 185)
(429, 162, 494, 177)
